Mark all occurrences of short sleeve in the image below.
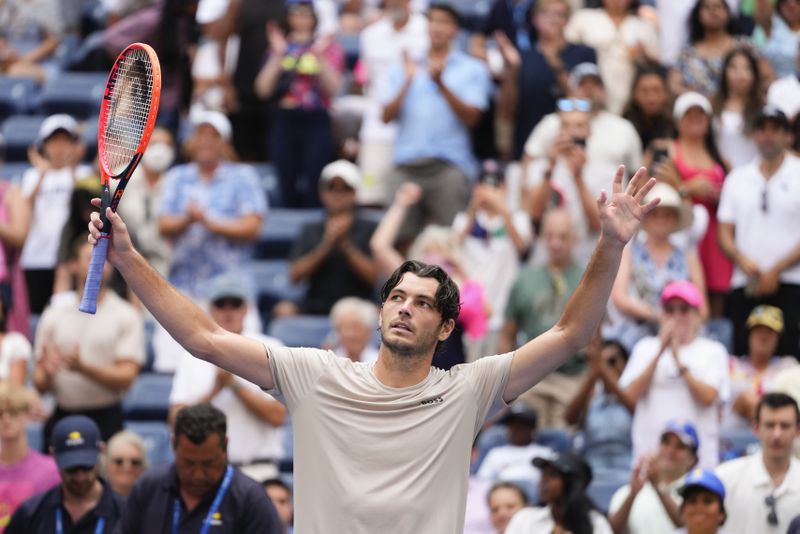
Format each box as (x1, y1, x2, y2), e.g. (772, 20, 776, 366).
(169, 352, 205, 405)
(451, 60, 491, 111)
(4, 333, 32, 363)
(33, 306, 57, 360)
(716, 171, 738, 224)
(608, 484, 631, 516)
(157, 168, 183, 216)
(523, 114, 561, 159)
(20, 168, 40, 198)
(511, 211, 533, 245)
(234, 165, 268, 216)
(379, 63, 406, 105)
(458, 352, 514, 435)
(115, 304, 146, 365)
(618, 337, 658, 388)
(266, 346, 333, 409)
(504, 276, 524, 322)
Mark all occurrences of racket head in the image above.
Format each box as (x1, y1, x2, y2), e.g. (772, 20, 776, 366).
(97, 42, 162, 180)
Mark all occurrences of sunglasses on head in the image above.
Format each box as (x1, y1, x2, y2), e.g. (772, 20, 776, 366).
(212, 297, 244, 309)
(111, 457, 144, 468)
(557, 98, 591, 113)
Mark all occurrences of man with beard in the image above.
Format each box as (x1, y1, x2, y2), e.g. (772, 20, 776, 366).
(6, 416, 125, 534)
(87, 166, 659, 533)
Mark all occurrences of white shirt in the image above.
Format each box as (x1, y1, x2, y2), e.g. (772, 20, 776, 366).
(0, 332, 32, 381)
(506, 506, 613, 534)
(359, 14, 429, 143)
(524, 111, 642, 174)
(717, 154, 800, 289)
(609, 478, 684, 534)
(20, 165, 91, 269)
(169, 331, 286, 464)
(715, 454, 800, 534)
(619, 336, 730, 468)
(476, 443, 554, 486)
(767, 75, 800, 120)
(715, 111, 758, 170)
(565, 9, 659, 114)
(452, 209, 532, 330)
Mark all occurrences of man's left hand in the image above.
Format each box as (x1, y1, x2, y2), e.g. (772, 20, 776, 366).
(429, 57, 444, 86)
(597, 166, 658, 246)
(756, 267, 780, 296)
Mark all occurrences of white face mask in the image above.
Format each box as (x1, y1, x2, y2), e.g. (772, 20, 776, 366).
(141, 143, 175, 173)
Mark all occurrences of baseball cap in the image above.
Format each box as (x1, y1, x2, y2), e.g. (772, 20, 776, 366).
(196, 0, 230, 24)
(533, 452, 593, 487)
(679, 468, 726, 500)
(320, 159, 361, 190)
(206, 273, 249, 303)
(662, 420, 700, 451)
(499, 402, 538, 427)
(746, 305, 784, 334)
(569, 63, 603, 87)
(644, 182, 692, 231)
(754, 105, 791, 131)
(661, 280, 703, 309)
(673, 92, 712, 122)
(37, 114, 79, 144)
(51, 415, 101, 470)
(190, 109, 232, 142)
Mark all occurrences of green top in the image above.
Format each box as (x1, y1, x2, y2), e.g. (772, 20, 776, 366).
(505, 261, 587, 375)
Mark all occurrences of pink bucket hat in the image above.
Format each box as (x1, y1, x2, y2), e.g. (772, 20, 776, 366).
(660, 281, 703, 309)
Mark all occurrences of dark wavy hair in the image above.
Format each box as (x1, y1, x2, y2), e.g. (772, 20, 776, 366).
(174, 404, 227, 448)
(713, 46, 764, 134)
(549, 465, 598, 534)
(675, 101, 729, 173)
(379, 260, 460, 353)
(688, 0, 738, 43)
(622, 62, 675, 146)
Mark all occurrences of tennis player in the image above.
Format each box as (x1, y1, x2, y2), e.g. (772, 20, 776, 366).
(88, 166, 659, 533)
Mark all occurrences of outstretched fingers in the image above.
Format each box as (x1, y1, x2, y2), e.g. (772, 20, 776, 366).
(624, 166, 648, 197)
(634, 176, 657, 204)
(612, 165, 625, 196)
(640, 195, 662, 217)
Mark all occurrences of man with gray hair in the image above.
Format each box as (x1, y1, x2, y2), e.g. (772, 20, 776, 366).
(330, 297, 379, 363)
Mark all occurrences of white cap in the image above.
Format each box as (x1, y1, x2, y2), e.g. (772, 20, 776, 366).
(190, 109, 232, 142)
(320, 159, 361, 190)
(37, 114, 79, 144)
(673, 91, 712, 122)
(644, 182, 693, 231)
(196, 0, 230, 24)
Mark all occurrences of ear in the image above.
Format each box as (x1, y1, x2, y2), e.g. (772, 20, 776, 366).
(438, 318, 456, 342)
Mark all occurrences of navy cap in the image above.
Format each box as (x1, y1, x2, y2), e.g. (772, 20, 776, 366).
(500, 402, 538, 427)
(679, 468, 726, 500)
(662, 420, 700, 451)
(51, 415, 101, 470)
(533, 452, 593, 487)
(755, 105, 790, 130)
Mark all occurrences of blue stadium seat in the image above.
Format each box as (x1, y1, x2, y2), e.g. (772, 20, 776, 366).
(253, 260, 307, 327)
(27, 421, 44, 452)
(1, 115, 45, 161)
(719, 428, 760, 462)
(703, 318, 734, 354)
(267, 315, 332, 348)
(335, 33, 360, 70)
(256, 208, 324, 259)
(587, 478, 626, 514)
(122, 373, 174, 421)
(537, 429, 573, 453)
(1, 162, 31, 182)
(0, 77, 39, 119)
(245, 162, 283, 207)
(39, 72, 106, 119)
(124, 420, 174, 466)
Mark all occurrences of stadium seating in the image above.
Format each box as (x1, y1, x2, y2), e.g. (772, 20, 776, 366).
(122, 373, 174, 421)
(0, 77, 39, 119)
(124, 420, 174, 466)
(1, 115, 46, 161)
(267, 315, 332, 348)
(587, 478, 627, 514)
(719, 428, 760, 461)
(253, 260, 307, 327)
(1, 162, 31, 182)
(255, 208, 325, 259)
(39, 72, 107, 119)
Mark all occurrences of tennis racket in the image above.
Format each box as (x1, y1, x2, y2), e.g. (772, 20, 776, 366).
(79, 42, 161, 314)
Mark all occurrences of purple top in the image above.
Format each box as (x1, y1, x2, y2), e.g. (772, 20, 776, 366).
(0, 449, 61, 532)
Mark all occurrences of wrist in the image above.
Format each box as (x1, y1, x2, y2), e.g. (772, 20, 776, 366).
(229, 381, 242, 393)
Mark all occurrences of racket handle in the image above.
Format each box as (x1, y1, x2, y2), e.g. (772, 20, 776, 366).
(79, 237, 109, 314)
(79, 184, 111, 315)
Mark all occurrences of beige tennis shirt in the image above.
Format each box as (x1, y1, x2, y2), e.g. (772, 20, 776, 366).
(266, 346, 514, 534)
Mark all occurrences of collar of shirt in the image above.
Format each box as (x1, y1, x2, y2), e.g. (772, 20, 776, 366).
(163, 464, 233, 513)
(45, 478, 119, 524)
(749, 454, 800, 497)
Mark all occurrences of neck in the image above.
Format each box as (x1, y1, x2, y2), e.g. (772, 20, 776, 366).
(539, 34, 566, 49)
(703, 30, 729, 44)
(647, 235, 671, 249)
(392, 13, 410, 29)
(290, 30, 314, 43)
(429, 43, 450, 58)
(680, 135, 705, 148)
(144, 167, 161, 185)
(63, 479, 103, 510)
(760, 152, 785, 177)
(374, 348, 432, 388)
(762, 450, 791, 482)
(0, 435, 28, 465)
(548, 258, 571, 272)
(660, 468, 684, 486)
(749, 353, 771, 371)
(198, 161, 220, 180)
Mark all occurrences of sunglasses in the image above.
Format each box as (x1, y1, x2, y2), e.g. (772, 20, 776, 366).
(664, 304, 692, 315)
(765, 494, 778, 526)
(212, 297, 244, 309)
(557, 98, 591, 113)
(762, 188, 768, 213)
(111, 457, 144, 468)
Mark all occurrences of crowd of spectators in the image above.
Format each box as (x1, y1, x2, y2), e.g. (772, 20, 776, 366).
(1, 0, 800, 532)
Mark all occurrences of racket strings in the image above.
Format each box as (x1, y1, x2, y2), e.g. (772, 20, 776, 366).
(103, 48, 154, 175)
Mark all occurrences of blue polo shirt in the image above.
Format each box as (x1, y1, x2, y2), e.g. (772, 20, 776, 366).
(116, 464, 281, 534)
(6, 479, 124, 534)
(381, 50, 491, 179)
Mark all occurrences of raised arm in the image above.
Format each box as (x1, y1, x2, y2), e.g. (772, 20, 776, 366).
(88, 203, 275, 390)
(503, 166, 658, 403)
(370, 183, 422, 276)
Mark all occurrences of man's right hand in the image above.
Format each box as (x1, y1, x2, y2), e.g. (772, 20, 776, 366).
(88, 200, 135, 265)
(394, 182, 422, 208)
(323, 212, 354, 245)
(737, 254, 761, 279)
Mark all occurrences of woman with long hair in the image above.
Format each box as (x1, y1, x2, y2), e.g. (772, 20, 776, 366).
(753, 0, 800, 79)
(651, 92, 731, 317)
(622, 62, 674, 150)
(671, 0, 748, 97)
(505, 453, 612, 534)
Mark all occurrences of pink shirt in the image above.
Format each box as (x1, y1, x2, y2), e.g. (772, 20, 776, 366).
(0, 449, 61, 532)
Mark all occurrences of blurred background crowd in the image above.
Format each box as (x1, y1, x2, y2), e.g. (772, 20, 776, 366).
(1, 0, 800, 532)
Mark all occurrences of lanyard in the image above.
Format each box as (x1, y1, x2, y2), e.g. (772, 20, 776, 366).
(55, 508, 106, 534)
(172, 464, 234, 534)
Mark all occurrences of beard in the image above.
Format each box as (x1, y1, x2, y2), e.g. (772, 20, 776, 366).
(379, 324, 438, 360)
